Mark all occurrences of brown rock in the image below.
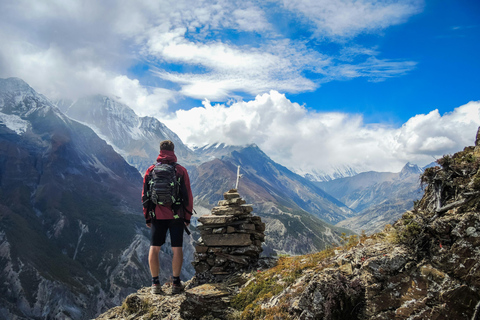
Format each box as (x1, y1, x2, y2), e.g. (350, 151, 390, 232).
(339, 263, 353, 275)
(230, 245, 262, 256)
(186, 283, 230, 300)
(223, 191, 240, 200)
(241, 205, 253, 213)
(203, 233, 252, 246)
(255, 222, 266, 231)
(198, 215, 234, 225)
(193, 261, 210, 273)
(218, 198, 246, 206)
(213, 227, 225, 234)
(195, 245, 209, 253)
(215, 256, 228, 266)
(206, 258, 215, 266)
(211, 206, 236, 215)
(210, 267, 229, 274)
(243, 224, 256, 230)
(217, 253, 250, 265)
(183, 283, 232, 319)
(208, 247, 227, 253)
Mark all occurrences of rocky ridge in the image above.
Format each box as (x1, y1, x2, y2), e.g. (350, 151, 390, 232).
(97, 128, 480, 320)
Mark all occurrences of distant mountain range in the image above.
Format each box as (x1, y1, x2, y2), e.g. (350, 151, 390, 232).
(319, 162, 428, 234)
(190, 144, 354, 255)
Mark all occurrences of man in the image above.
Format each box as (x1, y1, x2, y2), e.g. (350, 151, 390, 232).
(142, 140, 193, 294)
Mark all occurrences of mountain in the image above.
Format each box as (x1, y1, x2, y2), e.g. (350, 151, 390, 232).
(193, 142, 246, 162)
(97, 132, 480, 320)
(55, 95, 197, 174)
(319, 162, 424, 234)
(191, 144, 355, 255)
(294, 164, 359, 182)
(0, 78, 194, 319)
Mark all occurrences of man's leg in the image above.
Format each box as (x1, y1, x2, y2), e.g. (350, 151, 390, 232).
(149, 220, 168, 294)
(170, 219, 185, 294)
(172, 247, 183, 277)
(149, 245, 161, 277)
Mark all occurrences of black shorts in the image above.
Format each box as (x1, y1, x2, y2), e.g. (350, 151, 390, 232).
(150, 219, 184, 247)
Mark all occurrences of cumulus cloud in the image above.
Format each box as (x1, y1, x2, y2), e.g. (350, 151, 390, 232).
(166, 93, 480, 173)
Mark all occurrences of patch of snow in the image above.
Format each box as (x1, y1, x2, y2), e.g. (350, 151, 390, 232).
(73, 221, 89, 260)
(295, 164, 359, 182)
(0, 112, 30, 134)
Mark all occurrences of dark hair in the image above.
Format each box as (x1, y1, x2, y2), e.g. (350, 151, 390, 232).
(160, 140, 175, 151)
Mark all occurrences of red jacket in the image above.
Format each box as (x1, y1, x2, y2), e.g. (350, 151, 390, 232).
(142, 150, 193, 222)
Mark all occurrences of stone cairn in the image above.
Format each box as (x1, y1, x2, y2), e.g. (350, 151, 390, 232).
(192, 189, 266, 283)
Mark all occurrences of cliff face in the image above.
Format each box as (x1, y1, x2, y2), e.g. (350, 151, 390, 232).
(97, 129, 480, 320)
(0, 77, 175, 319)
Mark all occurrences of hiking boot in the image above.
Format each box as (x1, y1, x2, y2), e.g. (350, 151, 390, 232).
(151, 283, 163, 295)
(171, 282, 184, 295)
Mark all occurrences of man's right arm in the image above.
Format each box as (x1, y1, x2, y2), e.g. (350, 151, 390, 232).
(142, 167, 153, 225)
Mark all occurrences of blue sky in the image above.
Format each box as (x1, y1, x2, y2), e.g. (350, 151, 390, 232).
(0, 0, 479, 175)
(125, 0, 479, 125)
(310, 0, 480, 124)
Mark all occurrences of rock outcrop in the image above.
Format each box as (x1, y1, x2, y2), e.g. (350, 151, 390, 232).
(97, 130, 480, 320)
(192, 189, 266, 284)
(226, 133, 480, 319)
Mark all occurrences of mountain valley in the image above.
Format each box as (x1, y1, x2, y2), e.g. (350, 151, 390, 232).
(0, 77, 433, 319)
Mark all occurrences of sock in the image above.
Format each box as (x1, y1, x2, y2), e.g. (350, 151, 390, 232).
(152, 276, 160, 285)
(173, 276, 181, 285)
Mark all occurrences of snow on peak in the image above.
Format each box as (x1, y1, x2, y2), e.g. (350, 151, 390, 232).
(296, 164, 359, 182)
(0, 113, 30, 134)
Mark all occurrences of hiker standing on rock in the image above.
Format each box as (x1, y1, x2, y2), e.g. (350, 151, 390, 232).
(142, 140, 193, 294)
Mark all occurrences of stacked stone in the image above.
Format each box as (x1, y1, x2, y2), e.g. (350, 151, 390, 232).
(192, 189, 265, 282)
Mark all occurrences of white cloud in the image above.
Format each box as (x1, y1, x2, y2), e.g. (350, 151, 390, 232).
(145, 30, 325, 99)
(281, 0, 424, 38)
(393, 102, 480, 158)
(110, 76, 177, 118)
(166, 93, 480, 173)
(0, 0, 419, 106)
(326, 57, 417, 82)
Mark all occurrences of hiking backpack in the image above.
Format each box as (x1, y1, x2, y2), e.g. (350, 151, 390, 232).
(149, 162, 181, 207)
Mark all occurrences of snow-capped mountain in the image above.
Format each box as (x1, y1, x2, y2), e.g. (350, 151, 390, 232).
(56, 95, 197, 174)
(319, 162, 425, 234)
(193, 142, 253, 161)
(294, 164, 359, 182)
